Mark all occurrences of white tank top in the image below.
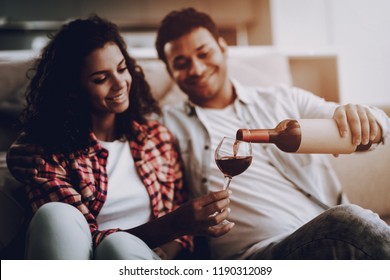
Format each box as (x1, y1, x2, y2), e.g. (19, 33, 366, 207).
(96, 139, 151, 230)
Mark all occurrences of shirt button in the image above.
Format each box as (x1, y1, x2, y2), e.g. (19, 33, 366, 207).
(202, 178, 207, 183)
(204, 145, 209, 150)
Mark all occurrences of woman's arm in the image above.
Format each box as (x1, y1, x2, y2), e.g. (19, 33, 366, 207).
(125, 190, 232, 250)
(27, 153, 121, 247)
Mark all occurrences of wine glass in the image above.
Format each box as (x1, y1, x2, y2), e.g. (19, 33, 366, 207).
(215, 137, 252, 190)
(214, 137, 252, 224)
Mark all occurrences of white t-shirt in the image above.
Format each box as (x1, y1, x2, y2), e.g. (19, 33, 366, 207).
(197, 104, 325, 259)
(96, 139, 151, 231)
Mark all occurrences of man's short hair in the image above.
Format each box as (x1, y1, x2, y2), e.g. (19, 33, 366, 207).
(155, 7, 220, 63)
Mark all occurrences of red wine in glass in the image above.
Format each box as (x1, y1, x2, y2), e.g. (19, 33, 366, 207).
(215, 137, 252, 190)
(216, 155, 252, 178)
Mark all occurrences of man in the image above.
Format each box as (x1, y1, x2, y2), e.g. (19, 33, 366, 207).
(154, 8, 390, 259)
(8, 8, 390, 259)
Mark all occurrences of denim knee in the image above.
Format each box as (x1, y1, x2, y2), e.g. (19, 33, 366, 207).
(95, 232, 159, 260)
(325, 204, 377, 224)
(31, 202, 86, 228)
(26, 202, 92, 259)
(321, 204, 390, 259)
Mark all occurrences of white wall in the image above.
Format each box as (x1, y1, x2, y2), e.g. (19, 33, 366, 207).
(270, 0, 390, 107)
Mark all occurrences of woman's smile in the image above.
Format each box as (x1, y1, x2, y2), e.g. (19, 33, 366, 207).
(106, 92, 127, 103)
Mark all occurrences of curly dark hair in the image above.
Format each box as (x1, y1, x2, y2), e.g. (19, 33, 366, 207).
(20, 15, 161, 154)
(155, 7, 220, 64)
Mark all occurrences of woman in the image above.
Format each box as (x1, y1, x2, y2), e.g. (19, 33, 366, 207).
(19, 15, 233, 259)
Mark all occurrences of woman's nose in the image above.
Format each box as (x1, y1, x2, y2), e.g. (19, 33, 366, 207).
(112, 74, 126, 91)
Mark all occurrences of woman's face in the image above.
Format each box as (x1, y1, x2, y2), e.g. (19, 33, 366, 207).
(80, 42, 132, 118)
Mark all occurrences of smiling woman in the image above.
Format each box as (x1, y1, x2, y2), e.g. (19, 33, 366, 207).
(7, 15, 234, 260)
(80, 43, 132, 142)
(20, 16, 160, 154)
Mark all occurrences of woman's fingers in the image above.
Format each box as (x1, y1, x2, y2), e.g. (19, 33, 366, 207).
(206, 221, 235, 238)
(195, 190, 230, 208)
(184, 190, 233, 236)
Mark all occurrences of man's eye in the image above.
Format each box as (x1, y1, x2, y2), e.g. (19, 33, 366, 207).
(198, 51, 210, 58)
(199, 48, 213, 58)
(174, 60, 189, 70)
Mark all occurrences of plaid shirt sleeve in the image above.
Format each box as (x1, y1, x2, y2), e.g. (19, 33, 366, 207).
(164, 129, 193, 252)
(26, 152, 119, 248)
(132, 121, 193, 253)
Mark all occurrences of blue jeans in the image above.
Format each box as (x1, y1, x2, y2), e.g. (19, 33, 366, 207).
(25, 202, 160, 260)
(251, 205, 390, 260)
(249, 204, 390, 259)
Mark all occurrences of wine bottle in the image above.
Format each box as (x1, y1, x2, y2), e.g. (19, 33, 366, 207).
(236, 119, 372, 154)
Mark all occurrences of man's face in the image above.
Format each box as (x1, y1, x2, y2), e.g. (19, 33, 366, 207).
(163, 27, 229, 108)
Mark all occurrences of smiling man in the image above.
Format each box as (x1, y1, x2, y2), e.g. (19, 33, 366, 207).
(155, 8, 390, 259)
(161, 27, 232, 109)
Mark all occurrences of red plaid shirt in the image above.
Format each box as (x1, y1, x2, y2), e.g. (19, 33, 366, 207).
(26, 120, 192, 251)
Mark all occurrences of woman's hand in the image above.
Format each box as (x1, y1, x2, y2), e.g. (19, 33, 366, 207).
(6, 142, 45, 182)
(126, 190, 233, 250)
(173, 190, 234, 238)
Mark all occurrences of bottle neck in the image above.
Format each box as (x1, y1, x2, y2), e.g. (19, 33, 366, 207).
(236, 129, 272, 143)
(236, 120, 302, 152)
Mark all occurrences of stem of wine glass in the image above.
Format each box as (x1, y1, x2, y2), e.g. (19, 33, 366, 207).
(223, 176, 232, 190)
(220, 176, 232, 225)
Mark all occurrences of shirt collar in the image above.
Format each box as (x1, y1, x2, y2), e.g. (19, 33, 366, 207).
(183, 78, 253, 115)
(86, 131, 107, 159)
(231, 78, 253, 105)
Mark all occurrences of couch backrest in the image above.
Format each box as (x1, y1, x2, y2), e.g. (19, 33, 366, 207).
(0, 47, 292, 106)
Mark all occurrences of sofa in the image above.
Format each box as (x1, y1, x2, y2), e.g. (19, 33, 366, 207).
(0, 47, 389, 259)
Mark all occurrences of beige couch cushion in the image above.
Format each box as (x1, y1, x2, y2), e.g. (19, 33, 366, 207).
(329, 143, 390, 221)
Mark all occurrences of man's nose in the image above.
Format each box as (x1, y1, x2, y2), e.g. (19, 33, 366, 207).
(189, 58, 206, 76)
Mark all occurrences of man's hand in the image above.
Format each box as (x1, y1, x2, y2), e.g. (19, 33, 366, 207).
(6, 142, 45, 182)
(333, 104, 382, 147)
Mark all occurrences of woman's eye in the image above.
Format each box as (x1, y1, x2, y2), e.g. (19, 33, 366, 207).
(118, 66, 128, 73)
(93, 77, 106, 84)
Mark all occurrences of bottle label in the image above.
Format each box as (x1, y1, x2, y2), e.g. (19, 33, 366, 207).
(297, 119, 357, 154)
